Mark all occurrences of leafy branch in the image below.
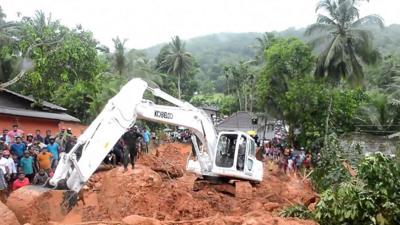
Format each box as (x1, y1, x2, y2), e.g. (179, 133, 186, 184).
(0, 36, 64, 90)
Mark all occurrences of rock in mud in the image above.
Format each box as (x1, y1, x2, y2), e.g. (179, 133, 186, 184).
(7, 185, 68, 224)
(0, 201, 20, 225)
(122, 215, 161, 225)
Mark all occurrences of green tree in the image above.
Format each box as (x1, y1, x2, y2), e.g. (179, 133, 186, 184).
(159, 36, 193, 99)
(190, 93, 237, 115)
(124, 49, 164, 86)
(9, 11, 107, 121)
(305, 0, 383, 85)
(253, 32, 276, 64)
(314, 153, 400, 225)
(112, 36, 127, 76)
(256, 37, 314, 118)
(355, 90, 399, 134)
(365, 54, 400, 89)
(0, 7, 21, 84)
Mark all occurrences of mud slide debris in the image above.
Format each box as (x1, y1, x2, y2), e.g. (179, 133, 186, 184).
(4, 143, 318, 225)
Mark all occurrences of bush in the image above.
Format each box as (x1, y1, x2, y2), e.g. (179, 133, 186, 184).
(311, 133, 362, 192)
(280, 204, 313, 219)
(314, 153, 400, 225)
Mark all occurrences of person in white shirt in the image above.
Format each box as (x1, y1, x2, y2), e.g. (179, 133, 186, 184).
(0, 150, 16, 176)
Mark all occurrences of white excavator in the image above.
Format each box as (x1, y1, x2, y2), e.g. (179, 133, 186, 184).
(11, 78, 263, 214)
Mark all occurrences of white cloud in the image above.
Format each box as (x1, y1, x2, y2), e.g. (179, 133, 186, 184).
(2, 0, 399, 49)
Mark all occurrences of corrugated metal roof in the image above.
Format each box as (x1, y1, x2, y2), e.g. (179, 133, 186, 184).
(0, 106, 80, 122)
(217, 111, 254, 131)
(1, 89, 67, 111)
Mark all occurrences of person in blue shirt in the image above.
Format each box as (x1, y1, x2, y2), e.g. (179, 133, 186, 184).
(11, 137, 26, 159)
(143, 129, 150, 154)
(20, 151, 35, 182)
(47, 137, 60, 169)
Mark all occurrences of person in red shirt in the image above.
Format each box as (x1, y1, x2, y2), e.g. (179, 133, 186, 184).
(12, 172, 30, 191)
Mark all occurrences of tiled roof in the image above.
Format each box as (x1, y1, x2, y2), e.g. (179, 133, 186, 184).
(0, 106, 80, 122)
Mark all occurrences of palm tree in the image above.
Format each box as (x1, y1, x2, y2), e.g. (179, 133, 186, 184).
(112, 37, 127, 75)
(160, 36, 192, 99)
(355, 90, 397, 133)
(125, 49, 164, 86)
(305, 0, 384, 86)
(253, 32, 275, 64)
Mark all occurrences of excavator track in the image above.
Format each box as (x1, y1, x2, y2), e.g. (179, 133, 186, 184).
(192, 177, 253, 198)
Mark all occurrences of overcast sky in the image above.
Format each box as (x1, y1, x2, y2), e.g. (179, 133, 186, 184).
(2, 0, 399, 49)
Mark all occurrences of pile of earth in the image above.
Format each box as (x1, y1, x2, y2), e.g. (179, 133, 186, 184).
(3, 143, 318, 225)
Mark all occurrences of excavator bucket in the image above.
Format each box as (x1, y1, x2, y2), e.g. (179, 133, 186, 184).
(6, 185, 77, 224)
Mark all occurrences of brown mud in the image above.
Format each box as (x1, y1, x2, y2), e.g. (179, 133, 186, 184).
(3, 143, 318, 225)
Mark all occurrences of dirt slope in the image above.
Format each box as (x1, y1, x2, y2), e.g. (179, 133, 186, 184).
(5, 143, 318, 225)
(61, 143, 318, 225)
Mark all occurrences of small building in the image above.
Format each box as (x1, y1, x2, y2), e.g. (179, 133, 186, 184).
(0, 89, 86, 136)
(216, 111, 276, 139)
(199, 106, 220, 124)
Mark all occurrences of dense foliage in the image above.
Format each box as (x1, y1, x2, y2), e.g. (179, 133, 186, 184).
(314, 153, 400, 225)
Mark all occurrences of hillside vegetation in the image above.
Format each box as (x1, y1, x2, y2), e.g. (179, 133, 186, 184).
(145, 24, 400, 92)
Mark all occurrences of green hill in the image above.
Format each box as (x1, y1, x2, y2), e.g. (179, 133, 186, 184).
(144, 25, 400, 92)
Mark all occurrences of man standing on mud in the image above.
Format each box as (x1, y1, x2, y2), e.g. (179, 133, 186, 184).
(122, 126, 142, 172)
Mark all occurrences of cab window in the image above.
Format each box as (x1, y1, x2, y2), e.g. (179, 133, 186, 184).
(236, 135, 247, 171)
(215, 134, 237, 168)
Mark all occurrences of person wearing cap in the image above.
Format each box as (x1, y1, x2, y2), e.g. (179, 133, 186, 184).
(47, 137, 60, 169)
(37, 146, 52, 172)
(10, 136, 26, 159)
(12, 172, 30, 190)
(7, 125, 24, 145)
(20, 150, 35, 183)
(26, 133, 34, 147)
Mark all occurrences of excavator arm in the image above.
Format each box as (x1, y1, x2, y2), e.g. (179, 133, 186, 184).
(50, 78, 218, 193)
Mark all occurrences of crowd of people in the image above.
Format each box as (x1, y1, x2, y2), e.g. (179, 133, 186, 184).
(260, 138, 321, 175)
(0, 124, 154, 203)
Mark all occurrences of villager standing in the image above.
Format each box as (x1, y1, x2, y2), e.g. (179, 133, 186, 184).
(122, 126, 142, 171)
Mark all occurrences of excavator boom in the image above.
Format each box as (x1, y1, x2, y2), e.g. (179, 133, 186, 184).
(49, 78, 264, 194)
(50, 78, 219, 192)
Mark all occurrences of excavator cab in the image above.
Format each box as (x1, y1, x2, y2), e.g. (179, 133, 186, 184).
(212, 131, 263, 182)
(186, 130, 263, 182)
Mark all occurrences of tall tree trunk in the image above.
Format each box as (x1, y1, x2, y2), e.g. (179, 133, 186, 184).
(226, 77, 230, 95)
(249, 88, 253, 113)
(177, 73, 181, 100)
(237, 90, 242, 111)
(250, 77, 256, 112)
(324, 94, 333, 148)
(262, 114, 267, 140)
(243, 84, 248, 111)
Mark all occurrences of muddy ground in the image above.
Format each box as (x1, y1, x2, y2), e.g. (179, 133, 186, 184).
(4, 143, 318, 225)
